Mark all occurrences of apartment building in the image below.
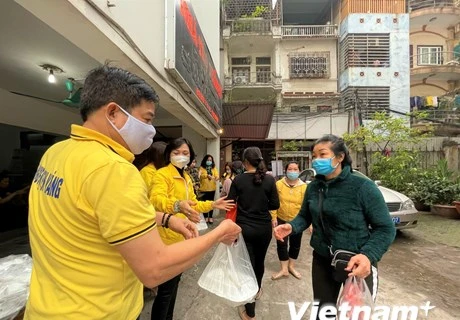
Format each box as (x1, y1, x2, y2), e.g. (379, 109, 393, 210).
(221, 0, 410, 163)
(408, 0, 460, 135)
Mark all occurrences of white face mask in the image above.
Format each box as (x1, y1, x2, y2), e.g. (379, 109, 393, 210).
(107, 106, 156, 155)
(170, 155, 190, 169)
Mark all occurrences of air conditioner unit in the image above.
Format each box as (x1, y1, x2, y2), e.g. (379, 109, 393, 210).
(233, 75, 248, 84)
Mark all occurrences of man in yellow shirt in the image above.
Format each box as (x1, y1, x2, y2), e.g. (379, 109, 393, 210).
(25, 65, 240, 320)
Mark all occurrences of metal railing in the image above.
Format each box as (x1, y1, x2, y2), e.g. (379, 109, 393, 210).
(411, 51, 460, 67)
(225, 71, 281, 87)
(409, 0, 460, 11)
(281, 25, 338, 38)
(341, 0, 406, 19)
(230, 19, 272, 34)
(413, 109, 460, 123)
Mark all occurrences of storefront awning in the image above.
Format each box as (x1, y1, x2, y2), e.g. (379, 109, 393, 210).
(222, 103, 275, 139)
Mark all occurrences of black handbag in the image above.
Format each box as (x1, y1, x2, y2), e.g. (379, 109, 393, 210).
(318, 188, 357, 283)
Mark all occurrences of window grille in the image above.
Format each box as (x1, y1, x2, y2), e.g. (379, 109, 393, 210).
(340, 87, 390, 120)
(231, 57, 251, 65)
(339, 34, 390, 72)
(288, 52, 330, 79)
(318, 106, 332, 113)
(291, 105, 311, 113)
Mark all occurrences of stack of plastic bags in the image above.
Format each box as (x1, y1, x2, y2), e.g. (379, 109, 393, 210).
(0, 254, 32, 320)
(198, 234, 258, 307)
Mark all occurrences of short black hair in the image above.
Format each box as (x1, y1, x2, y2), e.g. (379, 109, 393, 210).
(80, 65, 160, 121)
(164, 138, 195, 167)
(313, 134, 353, 170)
(200, 154, 215, 168)
(133, 141, 168, 171)
(284, 161, 299, 172)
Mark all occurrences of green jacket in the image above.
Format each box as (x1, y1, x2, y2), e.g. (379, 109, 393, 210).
(289, 166, 396, 264)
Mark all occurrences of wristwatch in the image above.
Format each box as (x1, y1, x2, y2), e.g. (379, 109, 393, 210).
(173, 200, 181, 213)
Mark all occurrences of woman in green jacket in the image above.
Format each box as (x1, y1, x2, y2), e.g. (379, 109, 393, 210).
(274, 134, 396, 318)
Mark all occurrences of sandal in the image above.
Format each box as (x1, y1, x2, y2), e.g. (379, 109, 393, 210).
(255, 288, 263, 300)
(288, 268, 302, 279)
(271, 271, 289, 280)
(238, 306, 255, 320)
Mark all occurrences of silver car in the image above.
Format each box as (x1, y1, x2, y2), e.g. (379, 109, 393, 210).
(299, 169, 419, 230)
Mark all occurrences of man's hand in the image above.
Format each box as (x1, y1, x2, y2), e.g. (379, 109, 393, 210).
(179, 200, 200, 223)
(168, 215, 199, 239)
(271, 220, 278, 228)
(212, 196, 235, 211)
(273, 224, 292, 241)
(345, 254, 371, 279)
(215, 219, 241, 245)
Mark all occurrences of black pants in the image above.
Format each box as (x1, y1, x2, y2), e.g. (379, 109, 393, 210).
(150, 274, 182, 320)
(276, 218, 303, 261)
(312, 251, 378, 320)
(239, 221, 272, 318)
(201, 191, 215, 218)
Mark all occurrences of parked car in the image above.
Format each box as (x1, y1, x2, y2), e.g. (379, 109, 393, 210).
(299, 169, 419, 230)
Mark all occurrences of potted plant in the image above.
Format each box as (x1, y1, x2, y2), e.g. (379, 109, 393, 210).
(454, 200, 460, 214)
(408, 161, 460, 219)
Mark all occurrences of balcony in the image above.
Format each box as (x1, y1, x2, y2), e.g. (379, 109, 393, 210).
(341, 0, 406, 20)
(226, 18, 272, 37)
(409, 0, 460, 11)
(223, 71, 281, 102)
(409, 0, 460, 29)
(281, 25, 338, 39)
(411, 51, 460, 80)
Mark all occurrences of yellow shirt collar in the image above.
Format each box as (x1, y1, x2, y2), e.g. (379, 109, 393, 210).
(70, 124, 134, 163)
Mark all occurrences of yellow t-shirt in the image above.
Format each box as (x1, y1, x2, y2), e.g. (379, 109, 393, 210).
(24, 125, 156, 320)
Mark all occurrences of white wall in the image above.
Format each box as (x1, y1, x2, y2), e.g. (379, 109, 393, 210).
(267, 114, 349, 140)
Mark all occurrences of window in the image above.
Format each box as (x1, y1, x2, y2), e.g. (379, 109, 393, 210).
(231, 57, 251, 84)
(340, 34, 390, 71)
(256, 57, 271, 83)
(231, 57, 251, 65)
(317, 106, 332, 113)
(291, 105, 311, 113)
(289, 52, 330, 79)
(417, 46, 443, 65)
(340, 87, 390, 120)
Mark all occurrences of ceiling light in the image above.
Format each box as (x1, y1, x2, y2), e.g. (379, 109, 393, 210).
(217, 128, 224, 135)
(48, 70, 56, 83)
(39, 64, 64, 84)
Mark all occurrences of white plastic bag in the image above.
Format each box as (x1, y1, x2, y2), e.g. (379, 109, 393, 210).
(337, 276, 374, 320)
(198, 234, 258, 306)
(196, 213, 208, 231)
(0, 254, 33, 320)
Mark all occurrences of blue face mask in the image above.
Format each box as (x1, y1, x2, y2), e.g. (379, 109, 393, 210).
(312, 157, 339, 176)
(286, 172, 300, 180)
(206, 161, 212, 166)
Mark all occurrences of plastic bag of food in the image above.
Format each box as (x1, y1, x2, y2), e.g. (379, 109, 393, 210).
(0, 254, 33, 320)
(198, 234, 258, 306)
(337, 276, 374, 320)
